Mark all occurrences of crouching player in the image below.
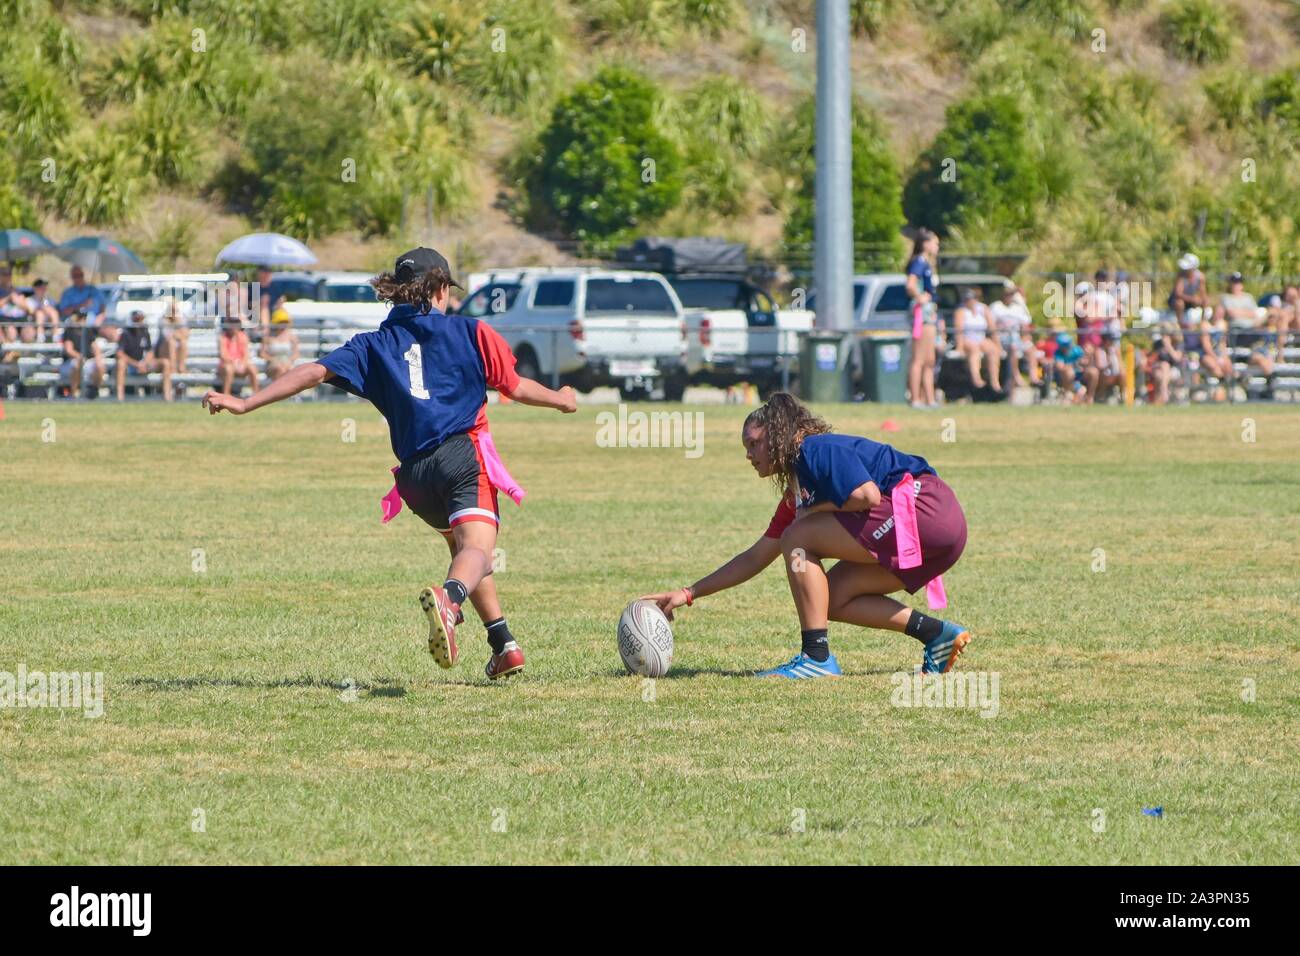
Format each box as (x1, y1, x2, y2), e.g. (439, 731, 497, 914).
(202, 247, 576, 679)
(643, 393, 970, 679)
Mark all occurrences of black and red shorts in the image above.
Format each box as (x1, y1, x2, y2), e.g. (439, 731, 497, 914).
(394, 433, 498, 532)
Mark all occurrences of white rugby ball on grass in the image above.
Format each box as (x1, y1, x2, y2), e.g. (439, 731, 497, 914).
(618, 600, 674, 677)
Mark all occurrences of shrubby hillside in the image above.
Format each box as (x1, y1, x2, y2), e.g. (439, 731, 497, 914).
(1, 0, 1297, 285)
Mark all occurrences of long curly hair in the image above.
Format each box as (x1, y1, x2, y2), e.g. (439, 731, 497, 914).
(743, 392, 831, 496)
(370, 268, 451, 311)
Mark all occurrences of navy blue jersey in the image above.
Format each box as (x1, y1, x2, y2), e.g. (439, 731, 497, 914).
(319, 304, 520, 463)
(907, 256, 936, 297)
(794, 433, 936, 508)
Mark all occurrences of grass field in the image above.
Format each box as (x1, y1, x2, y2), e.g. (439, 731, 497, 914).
(1, 399, 1298, 865)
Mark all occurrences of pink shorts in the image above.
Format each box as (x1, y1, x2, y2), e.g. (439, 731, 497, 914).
(834, 474, 967, 593)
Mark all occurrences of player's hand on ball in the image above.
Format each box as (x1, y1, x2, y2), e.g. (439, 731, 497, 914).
(640, 589, 688, 620)
(558, 385, 577, 414)
(202, 391, 246, 415)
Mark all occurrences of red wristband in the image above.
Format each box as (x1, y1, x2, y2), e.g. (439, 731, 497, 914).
(682, 586, 694, 606)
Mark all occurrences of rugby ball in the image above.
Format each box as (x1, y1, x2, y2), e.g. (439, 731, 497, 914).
(617, 600, 674, 677)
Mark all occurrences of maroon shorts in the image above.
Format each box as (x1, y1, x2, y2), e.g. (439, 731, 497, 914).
(834, 473, 967, 594)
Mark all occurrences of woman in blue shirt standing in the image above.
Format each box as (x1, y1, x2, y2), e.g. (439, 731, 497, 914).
(906, 228, 941, 408)
(643, 393, 971, 679)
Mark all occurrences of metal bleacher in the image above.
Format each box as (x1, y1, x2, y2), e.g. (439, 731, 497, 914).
(3, 315, 373, 400)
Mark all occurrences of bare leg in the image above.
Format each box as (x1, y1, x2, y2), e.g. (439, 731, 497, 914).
(826, 560, 912, 632)
(921, 325, 938, 404)
(439, 531, 503, 621)
(780, 514, 878, 631)
(447, 520, 495, 598)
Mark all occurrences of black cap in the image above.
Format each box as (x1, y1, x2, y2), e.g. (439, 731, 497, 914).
(1228, 271, 1244, 284)
(33, 278, 47, 286)
(394, 247, 463, 289)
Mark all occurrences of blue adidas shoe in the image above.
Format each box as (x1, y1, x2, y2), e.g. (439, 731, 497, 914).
(921, 620, 971, 674)
(756, 652, 842, 679)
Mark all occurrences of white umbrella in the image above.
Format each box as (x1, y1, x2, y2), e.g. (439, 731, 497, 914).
(215, 232, 317, 268)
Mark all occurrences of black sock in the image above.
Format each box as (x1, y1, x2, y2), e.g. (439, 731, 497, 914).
(904, 610, 944, 643)
(801, 628, 830, 662)
(443, 578, 468, 607)
(485, 617, 513, 655)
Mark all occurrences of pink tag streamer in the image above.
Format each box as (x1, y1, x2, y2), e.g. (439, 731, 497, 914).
(477, 431, 525, 505)
(911, 303, 924, 340)
(891, 473, 923, 570)
(380, 466, 403, 523)
(891, 472, 948, 610)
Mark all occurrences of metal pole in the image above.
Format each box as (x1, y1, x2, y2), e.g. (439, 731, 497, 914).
(815, 0, 854, 399)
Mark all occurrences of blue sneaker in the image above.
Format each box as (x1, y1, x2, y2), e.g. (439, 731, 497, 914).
(921, 621, 971, 674)
(756, 652, 842, 679)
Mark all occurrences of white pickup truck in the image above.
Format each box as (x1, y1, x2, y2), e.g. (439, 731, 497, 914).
(665, 273, 813, 395)
(458, 268, 689, 400)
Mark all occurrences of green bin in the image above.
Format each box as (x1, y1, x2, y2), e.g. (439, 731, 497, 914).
(859, 333, 909, 403)
(799, 331, 847, 403)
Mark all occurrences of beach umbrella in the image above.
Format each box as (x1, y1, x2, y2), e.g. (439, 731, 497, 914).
(0, 229, 56, 262)
(53, 236, 148, 276)
(215, 232, 317, 268)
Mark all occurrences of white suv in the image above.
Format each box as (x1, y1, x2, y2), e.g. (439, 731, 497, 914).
(458, 268, 689, 400)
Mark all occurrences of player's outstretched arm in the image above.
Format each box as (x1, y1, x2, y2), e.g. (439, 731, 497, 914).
(504, 377, 577, 413)
(642, 535, 783, 619)
(202, 362, 330, 415)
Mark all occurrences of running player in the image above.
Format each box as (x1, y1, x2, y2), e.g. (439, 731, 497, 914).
(643, 393, 970, 679)
(202, 247, 576, 679)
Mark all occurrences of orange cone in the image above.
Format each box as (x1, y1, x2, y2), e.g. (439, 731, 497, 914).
(880, 418, 899, 432)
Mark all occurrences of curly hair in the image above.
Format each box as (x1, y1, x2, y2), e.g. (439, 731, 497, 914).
(370, 268, 451, 311)
(743, 392, 831, 496)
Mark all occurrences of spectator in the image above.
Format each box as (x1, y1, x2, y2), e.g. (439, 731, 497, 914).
(953, 287, 1002, 392)
(1145, 330, 1183, 406)
(154, 298, 189, 374)
(28, 278, 60, 341)
(217, 315, 259, 395)
(114, 309, 173, 402)
(1092, 269, 1117, 326)
(905, 228, 941, 409)
(1085, 327, 1125, 405)
(57, 266, 106, 325)
(0, 265, 34, 348)
(1112, 269, 1131, 322)
(260, 303, 299, 381)
(1247, 295, 1286, 397)
(1053, 330, 1086, 402)
(1168, 253, 1210, 328)
(1281, 283, 1299, 347)
(991, 282, 1038, 388)
(1072, 280, 1104, 350)
(59, 310, 104, 397)
(1190, 310, 1233, 400)
(1214, 271, 1258, 331)
(256, 267, 274, 329)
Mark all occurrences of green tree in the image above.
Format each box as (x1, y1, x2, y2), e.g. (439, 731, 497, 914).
(903, 93, 1048, 238)
(524, 67, 683, 241)
(780, 97, 906, 269)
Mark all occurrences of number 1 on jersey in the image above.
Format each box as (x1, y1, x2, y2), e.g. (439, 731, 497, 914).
(404, 343, 430, 399)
